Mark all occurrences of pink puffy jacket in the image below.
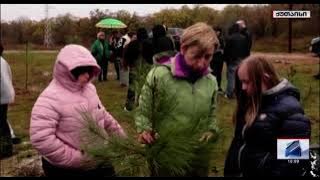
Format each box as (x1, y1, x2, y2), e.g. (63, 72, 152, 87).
(30, 44, 125, 169)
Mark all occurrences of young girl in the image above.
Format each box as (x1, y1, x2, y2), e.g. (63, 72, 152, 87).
(30, 44, 126, 176)
(224, 55, 311, 176)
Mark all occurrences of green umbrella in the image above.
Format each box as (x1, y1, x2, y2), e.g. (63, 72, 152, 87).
(95, 18, 127, 29)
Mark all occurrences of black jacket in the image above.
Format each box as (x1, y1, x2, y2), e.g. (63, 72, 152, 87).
(123, 38, 153, 67)
(241, 28, 252, 57)
(110, 37, 125, 58)
(215, 35, 225, 55)
(152, 36, 175, 55)
(152, 25, 175, 56)
(224, 79, 311, 177)
(224, 32, 248, 63)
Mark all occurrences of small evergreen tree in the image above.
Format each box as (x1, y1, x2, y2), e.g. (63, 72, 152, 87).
(81, 65, 218, 176)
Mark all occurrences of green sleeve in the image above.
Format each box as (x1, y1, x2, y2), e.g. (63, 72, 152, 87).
(208, 77, 219, 134)
(134, 67, 158, 133)
(105, 40, 111, 59)
(91, 40, 98, 57)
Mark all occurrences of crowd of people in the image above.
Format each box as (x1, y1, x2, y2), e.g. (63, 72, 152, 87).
(0, 19, 314, 177)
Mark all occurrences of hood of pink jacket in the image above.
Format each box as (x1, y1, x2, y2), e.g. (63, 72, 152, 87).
(53, 44, 100, 92)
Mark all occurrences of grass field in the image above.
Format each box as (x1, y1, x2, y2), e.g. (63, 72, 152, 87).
(253, 36, 315, 53)
(1, 50, 319, 176)
(4, 36, 315, 53)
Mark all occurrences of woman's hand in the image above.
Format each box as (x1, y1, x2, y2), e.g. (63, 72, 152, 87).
(199, 131, 214, 142)
(138, 131, 158, 144)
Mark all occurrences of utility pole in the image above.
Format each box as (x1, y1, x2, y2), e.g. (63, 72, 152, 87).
(318, 4, 320, 37)
(44, 4, 53, 49)
(288, 4, 293, 53)
(25, 41, 29, 91)
(0, 4, 2, 42)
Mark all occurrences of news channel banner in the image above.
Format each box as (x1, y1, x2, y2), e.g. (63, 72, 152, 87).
(273, 10, 311, 19)
(277, 138, 309, 163)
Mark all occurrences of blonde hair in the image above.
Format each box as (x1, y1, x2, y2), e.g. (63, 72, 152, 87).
(180, 22, 218, 52)
(234, 55, 280, 127)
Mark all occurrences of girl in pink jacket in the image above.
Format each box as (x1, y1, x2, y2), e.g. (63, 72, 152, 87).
(30, 44, 126, 176)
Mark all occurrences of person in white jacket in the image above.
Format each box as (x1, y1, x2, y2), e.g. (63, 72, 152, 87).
(0, 43, 15, 159)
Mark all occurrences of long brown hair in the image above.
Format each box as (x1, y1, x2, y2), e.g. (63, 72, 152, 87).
(233, 55, 281, 128)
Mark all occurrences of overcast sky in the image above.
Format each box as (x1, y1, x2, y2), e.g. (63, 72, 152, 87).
(1, 4, 257, 22)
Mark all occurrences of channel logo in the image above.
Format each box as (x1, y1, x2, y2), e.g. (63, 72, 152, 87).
(277, 139, 309, 159)
(273, 10, 311, 18)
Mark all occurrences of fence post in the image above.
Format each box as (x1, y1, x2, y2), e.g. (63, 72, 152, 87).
(25, 41, 29, 91)
(288, 4, 293, 53)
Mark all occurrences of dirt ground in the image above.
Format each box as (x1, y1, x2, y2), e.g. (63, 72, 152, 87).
(254, 52, 319, 65)
(0, 52, 319, 177)
(0, 143, 43, 176)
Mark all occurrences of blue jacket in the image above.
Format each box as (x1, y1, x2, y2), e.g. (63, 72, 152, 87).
(224, 79, 311, 176)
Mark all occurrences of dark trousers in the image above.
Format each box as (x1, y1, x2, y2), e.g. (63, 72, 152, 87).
(125, 70, 136, 111)
(226, 58, 242, 98)
(42, 158, 115, 177)
(211, 52, 224, 89)
(114, 57, 121, 80)
(98, 61, 108, 81)
(98, 58, 120, 81)
(0, 104, 12, 159)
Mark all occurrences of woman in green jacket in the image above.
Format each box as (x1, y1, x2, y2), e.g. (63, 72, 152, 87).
(91, 31, 111, 81)
(135, 22, 220, 176)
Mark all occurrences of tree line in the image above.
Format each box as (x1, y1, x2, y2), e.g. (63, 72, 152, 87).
(1, 4, 319, 48)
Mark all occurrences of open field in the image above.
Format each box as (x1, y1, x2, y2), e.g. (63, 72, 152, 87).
(0, 50, 319, 176)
